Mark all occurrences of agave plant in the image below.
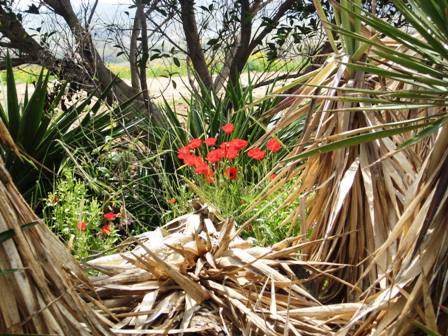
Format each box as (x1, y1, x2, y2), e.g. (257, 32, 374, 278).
(244, 0, 448, 334)
(0, 56, 134, 203)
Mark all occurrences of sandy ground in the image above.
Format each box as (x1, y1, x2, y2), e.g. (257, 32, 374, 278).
(2, 73, 291, 114)
(134, 73, 285, 101)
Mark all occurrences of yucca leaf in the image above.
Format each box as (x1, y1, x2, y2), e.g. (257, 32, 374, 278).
(386, 1, 448, 59)
(328, 104, 437, 112)
(399, 115, 448, 149)
(331, 25, 447, 80)
(285, 119, 438, 164)
(0, 268, 22, 276)
(5, 55, 20, 138)
(0, 102, 7, 124)
(416, 0, 448, 38)
(347, 63, 446, 88)
(312, 0, 337, 52)
(339, 0, 354, 55)
(17, 69, 49, 151)
(342, 2, 442, 63)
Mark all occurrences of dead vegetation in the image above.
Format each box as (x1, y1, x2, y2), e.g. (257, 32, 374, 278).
(0, 129, 110, 334)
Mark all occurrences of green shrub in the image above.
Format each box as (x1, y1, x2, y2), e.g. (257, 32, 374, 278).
(68, 137, 167, 234)
(43, 169, 120, 259)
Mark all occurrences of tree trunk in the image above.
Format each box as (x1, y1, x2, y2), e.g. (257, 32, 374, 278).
(0, 2, 163, 124)
(139, 4, 151, 108)
(179, 0, 213, 89)
(227, 0, 252, 90)
(130, 2, 144, 91)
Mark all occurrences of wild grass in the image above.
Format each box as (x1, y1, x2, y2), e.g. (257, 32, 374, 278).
(2, 55, 305, 84)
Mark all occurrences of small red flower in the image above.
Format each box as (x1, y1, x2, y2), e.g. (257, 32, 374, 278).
(230, 138, 248, 150)
(177, 146, 191, 160)
(100, 225, 112, 235)
(204, 137, 217, 146)
(103, 212, 116, 221)
(76, 221, 87, 231)
(247, 148, 266, 160)
(222, 123, 234, 134)
(224, 166, 238, 180)
(183, 154, 203, 167)
(206, 149, 224, 163)
(188, 138, 202, 149)
(225, 147, 239, 160)
(195, 162, 211, 175)
(167, 198, 176, 203)
(220, 141, 231, 149)
(270, 173, 277, 181)
(267, 138, 282, 153)
(220, 141, 240, 160)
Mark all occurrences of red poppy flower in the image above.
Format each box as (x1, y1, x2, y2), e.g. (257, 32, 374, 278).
(167, 198, 176, 203)
(225, 147, 239, 160)
(224, 166, 238, 180)
(188, 138, 202, 149)
(222, 123, 234, 134)
(177, 146, 191, 160)
(267, 138, 282, 153)
(206, 149, 224, 163)
(247, 148, 265, 160)
(204, 137, 217, 146)
(230, 138, 248, 150)
(183, 154, 203, 167)
(220, 141, 231, 149)
(76, 221, 87, 231)
(100, 225, 112, 235)
(103, 212, 116, 221)
(195, 162, 211, 175)
(270, 173, 277, 181)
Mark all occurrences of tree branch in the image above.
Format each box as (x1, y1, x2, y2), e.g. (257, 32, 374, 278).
(87, 0, 99, 28)
(226, 0, 252, 88)
(130, 1, 143, 90)
(178, 0, 213, 89)
(0, 57, 35, 70)
(249, 0, 295, 51)
(250, 0, 274, 15)
(146, 16, 186, 54)
(139, 1, 150, 107)
(41, 0, 163, 122)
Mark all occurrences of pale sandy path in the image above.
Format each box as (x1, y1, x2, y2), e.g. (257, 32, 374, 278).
(4, 73, 292, 114)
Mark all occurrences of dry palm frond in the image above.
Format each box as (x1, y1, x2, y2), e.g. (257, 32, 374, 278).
(248, 24, 448, 333)
(251, 54, 422, 302)
(0, 120, 110, 334)
(87, 203, 367, 335)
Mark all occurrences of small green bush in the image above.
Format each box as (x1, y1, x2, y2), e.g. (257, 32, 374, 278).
(43, 169, 120, 259)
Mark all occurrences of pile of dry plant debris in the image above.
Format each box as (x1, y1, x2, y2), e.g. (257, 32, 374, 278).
(86, 201, 357, 335)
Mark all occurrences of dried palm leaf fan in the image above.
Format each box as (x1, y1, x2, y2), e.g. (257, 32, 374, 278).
(253, 33, 420, 304)
(0, 119, 110, 334)
(247, 0, 448, 333)
(87, 201, 371, 335)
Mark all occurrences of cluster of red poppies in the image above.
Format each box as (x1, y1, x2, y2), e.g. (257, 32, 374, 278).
(76, 211, 116, 234)
(177, 122, 282, 183)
